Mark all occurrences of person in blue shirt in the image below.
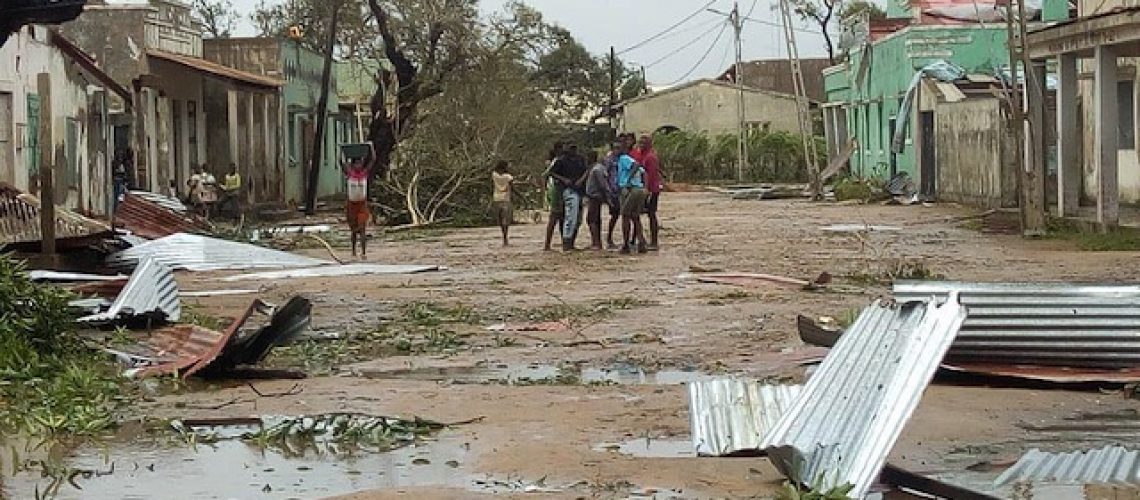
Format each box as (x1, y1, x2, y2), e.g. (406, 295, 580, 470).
(617, 142, 648, 254)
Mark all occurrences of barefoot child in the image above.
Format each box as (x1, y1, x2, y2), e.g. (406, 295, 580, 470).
(343, 151, 373, 259)
(543, 142, 565, 251)
(583, 150, 608, 250)
(491, 160, 514, 246)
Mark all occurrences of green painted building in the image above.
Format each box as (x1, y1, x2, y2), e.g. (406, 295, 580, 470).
(823, 25, 1011, 180)
(204, 38, 343, 204)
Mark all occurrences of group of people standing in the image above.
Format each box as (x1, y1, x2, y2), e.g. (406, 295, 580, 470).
(491, 133, 662, 253)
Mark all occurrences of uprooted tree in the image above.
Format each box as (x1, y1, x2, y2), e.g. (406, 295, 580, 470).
(252, 0, 638, 225)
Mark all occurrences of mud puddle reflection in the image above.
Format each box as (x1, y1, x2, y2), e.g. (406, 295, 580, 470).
(3, 426, 477, 499)
(595, 438, 696, 458)
(357, 362, 714, 386)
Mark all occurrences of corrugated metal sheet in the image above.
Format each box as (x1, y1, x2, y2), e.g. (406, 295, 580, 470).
(222, 264, 443, 282)
(78, 258, 180, 325)
(106, 233, 330, 272)
(759, 297, 967, 498)
(895, 281, 1140, 368)
(995, 446, 1140, 486)
(688, 380, 803, 457)
(111, 324, 224, 378)
(114, 191, 204, 240)
(0, 186, 112, 246)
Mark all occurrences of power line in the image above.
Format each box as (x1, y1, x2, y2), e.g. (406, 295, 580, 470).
(617, 0, 716, 55)
(644, 20, 727, 69)
(665, 20, 730, 86)
(739, 13, 832, 37)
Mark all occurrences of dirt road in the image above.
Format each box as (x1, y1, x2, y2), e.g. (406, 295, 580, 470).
(16, 192, 1140, 499)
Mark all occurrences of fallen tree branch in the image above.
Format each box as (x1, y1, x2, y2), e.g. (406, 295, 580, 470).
(185, 398, 250, 410)
(247, 383, 303, 398)
(443, 415, 486, 426)
(304, 234, 347, 264)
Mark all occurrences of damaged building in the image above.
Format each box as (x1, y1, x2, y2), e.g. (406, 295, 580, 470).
(0, 24, 129, 216)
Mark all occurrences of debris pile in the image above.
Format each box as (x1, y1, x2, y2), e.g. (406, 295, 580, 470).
(0, 184, 112, 249)
(113, 191, 206, 240)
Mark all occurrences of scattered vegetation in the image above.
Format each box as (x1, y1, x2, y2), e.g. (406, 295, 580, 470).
(777, 481, 855, 500)
(172, 413, 446, 457)
(654, 129, 824, 183)
(1045, 217, 1140, 251)
(832, 177, 880, 202)
(0, 255, 126, 437)
(181, 304, 224, 331)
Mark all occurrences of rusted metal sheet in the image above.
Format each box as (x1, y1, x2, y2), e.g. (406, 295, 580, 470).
(114, 191, 204, 240)
(942, 364, 1140, 384)
(688, 380, 803, 457)
(78, 258, 181, 325)
(113, 296, 311, 379)
(0, 184, 112, 246)
(760, 297, 967, 498)
(995, 446, 1140, 487)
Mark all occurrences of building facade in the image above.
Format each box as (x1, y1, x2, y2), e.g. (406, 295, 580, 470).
(204, 37, 342, 203)
(619, 79, 803, 136)
(60, 0, 284, 206)
(0, 25, 127, 216)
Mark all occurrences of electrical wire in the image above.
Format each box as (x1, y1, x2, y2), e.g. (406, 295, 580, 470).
(644, 20, 729, 69)
(664, 19, 731, 86)
(617, 0, 716, 55)
(740, 12, 830, 37)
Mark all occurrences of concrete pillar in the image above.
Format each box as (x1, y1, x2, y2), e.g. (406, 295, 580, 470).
(227, 89, 239, 169)
(1094, 45, 1119, 228)
(1057, 53, 1080, 217)
(1024, 60, 1048, 235)
(246, 93, 255, 203)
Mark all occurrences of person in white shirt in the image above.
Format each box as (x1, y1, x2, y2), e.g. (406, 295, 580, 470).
(491, 160, 515, 246)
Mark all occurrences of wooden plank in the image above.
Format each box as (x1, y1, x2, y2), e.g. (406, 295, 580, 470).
(37, 73, 54, 257)
(820, 138, 858, 183)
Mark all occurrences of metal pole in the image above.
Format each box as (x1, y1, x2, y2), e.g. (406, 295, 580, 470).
(610, 46, 617, 138)
(304, 1, 340, 215)
(733, 3, 746, 181)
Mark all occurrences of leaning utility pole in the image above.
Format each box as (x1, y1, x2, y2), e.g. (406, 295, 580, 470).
(1005, 0, 1046, 234)
(304, 1, 341, 216)
(731, 3, 747, 181)
(778, 0, 822, 198)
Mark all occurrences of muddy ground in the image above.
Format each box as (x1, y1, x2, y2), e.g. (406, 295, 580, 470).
(7, 192, 1140, 499)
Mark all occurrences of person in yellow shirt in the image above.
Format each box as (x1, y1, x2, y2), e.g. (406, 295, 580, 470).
(220, 163, 242, 216)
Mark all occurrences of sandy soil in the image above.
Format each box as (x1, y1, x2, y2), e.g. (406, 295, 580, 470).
(140, 193, 1140, 499)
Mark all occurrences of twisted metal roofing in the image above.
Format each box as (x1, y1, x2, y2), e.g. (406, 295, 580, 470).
(688, 380, 803, 457)
(78, 258, 181, 325)
(759, 297, 966, 498)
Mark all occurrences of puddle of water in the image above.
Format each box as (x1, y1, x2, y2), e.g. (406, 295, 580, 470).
(3, 432, 475, 500)
(357, 363, 714, 386)
(595, 438, 696, 458)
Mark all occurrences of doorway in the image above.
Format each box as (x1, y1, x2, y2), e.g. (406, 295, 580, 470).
(0, 93, 13, 184)
(919, 111, 936, 199)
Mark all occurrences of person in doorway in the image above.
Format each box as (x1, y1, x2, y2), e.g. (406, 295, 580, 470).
(638, 134, 663, 250)
(543, 142, 565, 251)
(617, 142, 648, 254)
(550, 143, 590, 251)
(583, 149, 609, 250)
(491, 160, 515, 247)
(343, 151, 373, 259)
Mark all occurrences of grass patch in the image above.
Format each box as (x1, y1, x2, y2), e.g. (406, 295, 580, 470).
(833, 177, 882, 202)
(0, 255, 127, 437)
(182, 304, 224, 331)
(1047, 219, 1140, 251)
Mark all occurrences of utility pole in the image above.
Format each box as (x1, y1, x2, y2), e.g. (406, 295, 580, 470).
(731, 2, 747, 181)
(609, 46, 618, 139)
(304, 1, 341, 215)
(37, 73, 55, 258)
(1004, 0, 1045, 234)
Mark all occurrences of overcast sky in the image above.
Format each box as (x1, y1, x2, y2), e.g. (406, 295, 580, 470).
(224, 0, 829, 86)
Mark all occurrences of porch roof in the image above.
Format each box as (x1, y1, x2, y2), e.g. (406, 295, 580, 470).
(146, 49, 283, 90)
(1026, 6, 1140, 59)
